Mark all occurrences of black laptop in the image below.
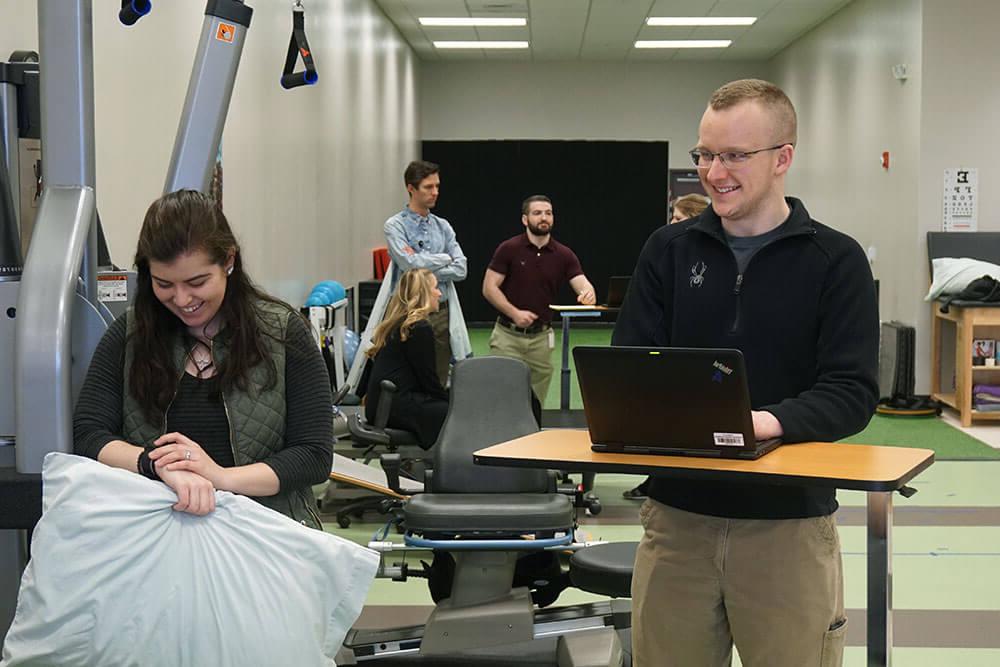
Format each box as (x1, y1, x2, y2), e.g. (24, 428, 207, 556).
(573, 346, 781, 460)
(603, 276, 630, 308)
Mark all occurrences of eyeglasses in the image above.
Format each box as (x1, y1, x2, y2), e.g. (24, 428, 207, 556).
(688, 144, 789, 170)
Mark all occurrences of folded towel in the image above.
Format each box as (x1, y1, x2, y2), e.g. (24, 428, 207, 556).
(973, 384, 1000, 398)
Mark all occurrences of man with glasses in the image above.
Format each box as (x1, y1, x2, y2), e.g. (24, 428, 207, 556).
(613, 79, 878, 666)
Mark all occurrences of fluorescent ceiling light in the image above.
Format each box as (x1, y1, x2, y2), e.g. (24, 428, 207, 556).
(420, 17, 527, 27)
(646, 17, 757, 26)
(434, 41, 529, 49)
(635, 40, 732, 49)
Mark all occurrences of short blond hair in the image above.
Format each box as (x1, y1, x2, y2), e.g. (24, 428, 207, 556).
(709, 79, 797, 145)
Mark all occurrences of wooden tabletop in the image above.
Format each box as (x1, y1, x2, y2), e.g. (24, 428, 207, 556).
(329, 471, 408, 499)
(474, 430, 935, 492)
(549, 304, 619, 312)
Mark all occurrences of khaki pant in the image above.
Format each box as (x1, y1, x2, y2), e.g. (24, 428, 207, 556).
(488, 323, 553, 403)
(427, 302, 451, 388)
(632, 500, 847, 667)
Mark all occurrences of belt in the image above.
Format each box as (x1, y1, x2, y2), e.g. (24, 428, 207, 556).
(497, 316, 549, 335)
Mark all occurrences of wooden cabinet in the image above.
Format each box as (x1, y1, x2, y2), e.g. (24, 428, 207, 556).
(931, 303, 1000, 426)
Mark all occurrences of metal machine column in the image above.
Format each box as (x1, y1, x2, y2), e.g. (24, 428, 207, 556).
(0, 65, 30, 648)
(0, 74, 20, 234)
(37, 1, 97, 302)
(164, 0, 252, 194)
(15, 0, 103, 475)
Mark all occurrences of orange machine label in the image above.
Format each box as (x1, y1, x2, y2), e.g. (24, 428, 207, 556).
(216, 23, 236, 43)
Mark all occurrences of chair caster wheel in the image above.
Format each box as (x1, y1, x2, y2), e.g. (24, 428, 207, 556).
(337, 515, 352, 529)
(586, 499, 602, 516)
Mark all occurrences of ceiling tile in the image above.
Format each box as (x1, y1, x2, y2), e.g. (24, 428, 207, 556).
(375, 0, 854, 62)
(466, 0, 530, 12)
(580, 0, 656, 60)
(528, 0, 590, 60)
(648, 0, 715, 15)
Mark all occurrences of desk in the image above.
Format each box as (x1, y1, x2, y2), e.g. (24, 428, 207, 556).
(474, 430, 935, 667)
(548, 305, 618, 410)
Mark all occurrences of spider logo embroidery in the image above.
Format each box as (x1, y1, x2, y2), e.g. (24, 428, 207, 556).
(690, 261, 707, 287)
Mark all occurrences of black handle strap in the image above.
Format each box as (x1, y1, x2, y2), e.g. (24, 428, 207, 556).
(119, 0, 152, 26)
(281, 6, 318, 89)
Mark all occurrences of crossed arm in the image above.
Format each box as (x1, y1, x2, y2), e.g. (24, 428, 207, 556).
(384, 217, 468, 281)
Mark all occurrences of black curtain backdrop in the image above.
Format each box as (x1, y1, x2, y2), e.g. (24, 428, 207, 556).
(422, 140, 669, 324)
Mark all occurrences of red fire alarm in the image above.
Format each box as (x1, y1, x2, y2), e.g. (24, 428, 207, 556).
(881, 151, 890, 169)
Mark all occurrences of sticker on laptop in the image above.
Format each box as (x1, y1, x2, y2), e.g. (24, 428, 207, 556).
(713, 432, 745, 447)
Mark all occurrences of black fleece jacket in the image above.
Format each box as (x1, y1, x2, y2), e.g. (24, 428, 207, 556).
(612, 197, 878, 519)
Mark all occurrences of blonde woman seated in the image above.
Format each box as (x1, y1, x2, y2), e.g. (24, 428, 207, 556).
(365, 268, 449, 449)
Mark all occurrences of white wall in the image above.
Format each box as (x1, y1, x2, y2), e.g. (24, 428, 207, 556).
(917, 0, 1000, 390)
(420, 61, 766, 170)
(6, 0, 419, 304)
(769, 0, 924, 376)
(0, 4, 36, 58)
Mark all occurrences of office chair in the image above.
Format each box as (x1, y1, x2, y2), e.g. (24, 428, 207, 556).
(335, 380, 426, 528)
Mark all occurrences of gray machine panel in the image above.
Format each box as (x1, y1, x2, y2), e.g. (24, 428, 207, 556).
(0, 282, 16, 438)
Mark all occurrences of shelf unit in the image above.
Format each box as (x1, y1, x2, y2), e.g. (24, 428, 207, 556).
(931, 303, 1000, 425)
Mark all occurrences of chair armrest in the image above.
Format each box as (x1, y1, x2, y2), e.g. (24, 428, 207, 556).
(347, 413, 390, 446)
(331, 383, 351, 406)
(546, 470, 559, 493)
(374, 380, 397, 430)
(423, 469, 434, 493)
(381, 453, 402, 493)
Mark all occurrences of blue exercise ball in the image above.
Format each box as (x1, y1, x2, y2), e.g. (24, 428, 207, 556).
(342, 329, 360, 369)
(304, 293, 327, 307)
(307, 286, 336, 306)
(317, 280, 346, 303)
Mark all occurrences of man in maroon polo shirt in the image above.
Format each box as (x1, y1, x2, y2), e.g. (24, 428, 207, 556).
(482, 195, 596, 402)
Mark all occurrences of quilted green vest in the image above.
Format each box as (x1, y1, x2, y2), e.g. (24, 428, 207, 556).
(122, 301, 322, 529)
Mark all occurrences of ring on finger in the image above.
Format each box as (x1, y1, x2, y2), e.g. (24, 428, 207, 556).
(185, 449, 192, 461)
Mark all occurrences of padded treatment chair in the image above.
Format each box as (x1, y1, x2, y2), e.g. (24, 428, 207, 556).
(394, 357, 623, 664)
(569, 542, 638, 599)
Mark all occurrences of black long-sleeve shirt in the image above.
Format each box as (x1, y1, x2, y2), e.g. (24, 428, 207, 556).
(365, 321, 447, 418)
(73, 312, 333, 490)
(613, 198, 878, 519)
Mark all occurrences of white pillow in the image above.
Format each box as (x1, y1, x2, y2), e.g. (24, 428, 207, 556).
(925, 257, 1000, 301)
(2, 453, 380, 667)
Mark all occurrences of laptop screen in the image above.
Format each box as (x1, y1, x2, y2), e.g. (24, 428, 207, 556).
(573, 346, 757, 451)
(605, 276, 630, 308)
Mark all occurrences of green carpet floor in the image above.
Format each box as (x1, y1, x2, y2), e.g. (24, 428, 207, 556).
(467, 325, 1000, 460)
(468, 324, 611, 410)
(847, 415, 1000, 460)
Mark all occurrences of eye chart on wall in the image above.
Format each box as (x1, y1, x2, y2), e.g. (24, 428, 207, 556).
(943, 168, 978, 231)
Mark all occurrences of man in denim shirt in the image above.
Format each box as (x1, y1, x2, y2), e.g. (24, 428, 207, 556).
(384, 160, 468, 386)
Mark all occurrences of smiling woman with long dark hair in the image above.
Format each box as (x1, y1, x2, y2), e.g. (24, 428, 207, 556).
(73, 190, 332, 527)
